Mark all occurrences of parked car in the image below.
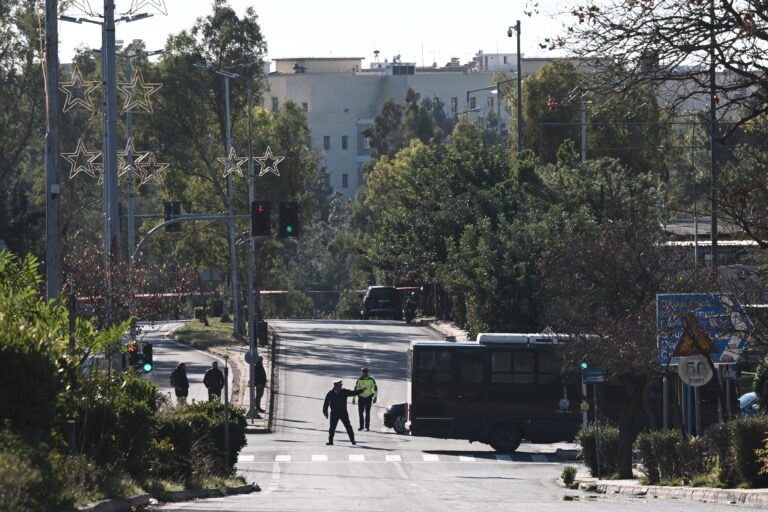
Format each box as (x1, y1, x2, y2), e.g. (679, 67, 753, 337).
(739, 391, 759, 417)
(360, 286, 403, 320)
(383, 403, 408, 434)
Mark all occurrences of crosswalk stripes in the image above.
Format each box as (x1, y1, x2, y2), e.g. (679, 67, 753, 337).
(237, 452, 554, 464)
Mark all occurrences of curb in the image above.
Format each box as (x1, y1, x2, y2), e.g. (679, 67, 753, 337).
(76, 484, 258, 511)
(580, 480, 768, 506)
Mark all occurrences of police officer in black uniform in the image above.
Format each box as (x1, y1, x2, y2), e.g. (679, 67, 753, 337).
(322, 380, 368, 445)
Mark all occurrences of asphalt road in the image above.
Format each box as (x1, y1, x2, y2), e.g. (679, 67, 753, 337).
(152, 319, 766, 512)
(136, 321, 233, 405)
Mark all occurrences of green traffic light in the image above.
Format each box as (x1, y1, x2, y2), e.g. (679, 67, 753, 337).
(143, 363, 153, 372)
(286, 226, 293, 233)
(580, 362, 589, 370)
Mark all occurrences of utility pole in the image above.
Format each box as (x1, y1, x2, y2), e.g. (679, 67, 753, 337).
(45, 0, 61, 301)
(515, 20, 523, 153)
(246, 76, 259, 420)
(709, 0, 719, 272)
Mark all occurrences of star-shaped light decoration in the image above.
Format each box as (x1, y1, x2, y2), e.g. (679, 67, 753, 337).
(128, 0, 168, 15)
(136, 152, 170, 185)
(59, 65, 100, 113)
(217, 147, 249, 178)
(61, 138, 102, 179)
(117, 138, 149, 178)
(117, 67, 163, 113)
(254, 145, 285, 177)
(62, 0, 96, 16)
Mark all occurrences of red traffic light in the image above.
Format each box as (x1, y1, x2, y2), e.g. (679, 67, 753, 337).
(128, 343, 138, 352)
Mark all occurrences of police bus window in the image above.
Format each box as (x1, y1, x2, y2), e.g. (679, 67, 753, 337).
(538, 353, 560, 384)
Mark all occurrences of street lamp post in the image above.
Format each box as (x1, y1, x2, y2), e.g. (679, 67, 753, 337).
(507, 21, 523, 152)
(45, 0, 61, 301)
(194, 63, 243, 338)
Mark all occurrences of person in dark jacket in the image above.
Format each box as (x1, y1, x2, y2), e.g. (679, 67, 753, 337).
(322, 380, 367, 445)
(254, 356, 267, 413)
(170, 362, 189, 404)
(203, 361, 225, 402)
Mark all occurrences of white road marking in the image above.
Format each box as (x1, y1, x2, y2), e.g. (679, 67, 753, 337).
(530, 454, 548, 462)
(349, 454, 365, 462)
(238, 455, 254, 462)
(312, 454, 328, 462)
(459, 455, 475, 462)
(275, 454, 291, 462)
(261, 461, 281, 496)
(385, 454, 401, 462)
(422, 454, 439, 462)
(495, 454, 512, 462)
(393, 461, 409, 480)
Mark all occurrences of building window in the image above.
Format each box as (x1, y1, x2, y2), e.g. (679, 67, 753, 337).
(302, 102, 308, 112)
(342, 173, 349, 188)
(341, 135, 348, 150)
(450, 97, 458, 112)
(503, 56, 508, 64)
(323, 136, 330, 150)
(363, 137, 371, 149)
(469, 97, 476, 109)
(487, 97, 494, 108)
(271, 97, 279, 113)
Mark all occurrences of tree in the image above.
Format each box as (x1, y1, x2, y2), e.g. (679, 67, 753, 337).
(559, 0, 768, 137)
(0, 0, 46, 255)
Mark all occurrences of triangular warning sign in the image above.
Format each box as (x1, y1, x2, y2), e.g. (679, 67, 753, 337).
(672, 312, 718, 357)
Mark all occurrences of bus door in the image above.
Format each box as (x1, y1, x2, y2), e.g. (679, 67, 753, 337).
(453, 348, 486, 440)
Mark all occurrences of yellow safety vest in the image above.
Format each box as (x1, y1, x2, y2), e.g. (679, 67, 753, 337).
(355, 376, 378, 399)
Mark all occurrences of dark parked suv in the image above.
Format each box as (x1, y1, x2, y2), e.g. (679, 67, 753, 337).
(360, 286, 402, 320)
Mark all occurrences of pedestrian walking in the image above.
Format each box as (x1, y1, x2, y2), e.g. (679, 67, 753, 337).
(352, 367, 378, 431)
(322, 380, 368, 445)
(170, 362, 189, 404)
(203, 361, 225, 402)
(254, 355, 267, 413)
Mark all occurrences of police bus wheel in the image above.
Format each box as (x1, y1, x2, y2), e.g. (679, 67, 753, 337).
(490, 424, 522, 452)
(393, 415, 408, 434)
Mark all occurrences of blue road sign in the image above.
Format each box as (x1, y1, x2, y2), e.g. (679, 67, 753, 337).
(657, 294, 753, 365)
(582, 369, 608, 384)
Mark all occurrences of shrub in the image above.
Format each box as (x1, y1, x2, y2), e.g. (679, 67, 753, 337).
(636, 429, 716, 484)
(0, 431, 43, 512)
(705, 422, 740, 487)
(561, 465, 578, 485)
(194, 307, 205, 320)
(731, 416, 768, 487)
(755, 359, 768, 411)
(156, 401, 247, 480)
(575, 421, 619, 477)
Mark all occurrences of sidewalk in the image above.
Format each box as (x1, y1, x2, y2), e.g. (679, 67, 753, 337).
(208, 342, 272, 434)
(421, 317, 471, 341)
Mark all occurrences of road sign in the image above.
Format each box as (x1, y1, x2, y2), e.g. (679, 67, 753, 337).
(582, 369, 608, 384)
(657, 293, 753, 365)
(677, 355, 713, 387)
(718, 364, 738, 380)
(671, 313, 718, 357)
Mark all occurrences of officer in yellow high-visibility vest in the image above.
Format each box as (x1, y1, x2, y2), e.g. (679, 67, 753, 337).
(352, 367, 378, 431)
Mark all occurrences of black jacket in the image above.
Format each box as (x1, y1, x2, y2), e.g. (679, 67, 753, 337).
(323, 388, 365, 416)
(170, 367, 189, 389)
(254, 361, 267, 386)
(203, 367, 225, 391)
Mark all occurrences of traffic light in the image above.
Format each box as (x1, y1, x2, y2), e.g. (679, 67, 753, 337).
(580, 361, 589, 370)
(278, 202, 299, 237)
(251, 201, 271, 236)
(142, 342, 153, 372)
(164, 201, 181, 232)
(127, 342, 140, 367)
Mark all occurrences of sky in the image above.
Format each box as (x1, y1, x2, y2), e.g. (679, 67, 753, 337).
(57, 0, 575, 67)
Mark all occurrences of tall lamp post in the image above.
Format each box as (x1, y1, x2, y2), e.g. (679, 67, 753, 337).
(194, 63, 244, 339)
(45, 0, 61, 301)
(507, 21, 523, 152)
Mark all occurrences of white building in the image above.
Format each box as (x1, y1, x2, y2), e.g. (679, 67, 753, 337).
(264, 52, 560, 198)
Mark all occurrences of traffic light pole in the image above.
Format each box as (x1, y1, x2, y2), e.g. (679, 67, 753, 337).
(246, 76, 260, 421)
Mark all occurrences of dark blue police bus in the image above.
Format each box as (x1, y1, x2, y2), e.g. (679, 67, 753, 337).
(406, 333, 582, 452)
